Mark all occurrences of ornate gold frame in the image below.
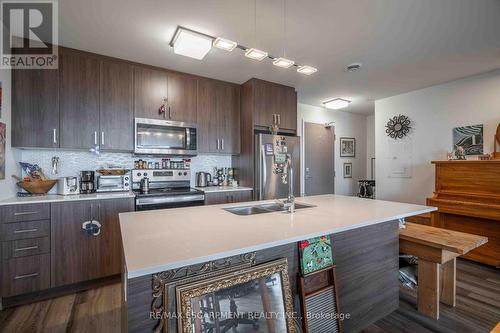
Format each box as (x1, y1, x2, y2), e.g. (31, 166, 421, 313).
(152, 252, 256, 332)
(176, 258, 296, 333)
(162, 263, 253, 332)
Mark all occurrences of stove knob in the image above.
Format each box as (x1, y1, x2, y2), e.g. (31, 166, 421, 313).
(124, 183, 129, 187)
(144, 172, 148, 176)
(183, 172, 188, 176)
(137, 172, 141, 177)
(124, 176, 129, 180)
(178, 172, 182, 176)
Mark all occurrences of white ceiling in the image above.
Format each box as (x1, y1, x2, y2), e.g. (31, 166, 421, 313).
(59, 0, 500, 115)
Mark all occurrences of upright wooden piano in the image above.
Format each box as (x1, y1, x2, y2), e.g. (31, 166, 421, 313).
(427, 160, 500, 267)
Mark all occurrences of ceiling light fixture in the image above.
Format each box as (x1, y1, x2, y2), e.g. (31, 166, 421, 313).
(297, 65, 317, 75)
(213, 37, 237, 51)
(245, 48, 268, 61)
(170, 27, 213, 60)
(273, 57, 294, 68)
(168, 24, 317, 74)
(272, 0, 295, 69)
(323, 98, 351, 110)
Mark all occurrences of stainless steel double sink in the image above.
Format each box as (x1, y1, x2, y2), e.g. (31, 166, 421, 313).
(223, 202, 315, 216)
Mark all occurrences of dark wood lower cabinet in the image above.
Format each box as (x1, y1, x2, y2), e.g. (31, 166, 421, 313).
(51, 198, 134, 287)
(204, 190, 252, 205)
(1, 254, 50, 297)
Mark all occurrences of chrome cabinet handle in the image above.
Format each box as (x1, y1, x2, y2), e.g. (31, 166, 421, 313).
(217, 139, 220, 150)
(94, 131, 98, 145)
(14, 228, 38, 234)
(14, 211, 38, 216)
(277, 114, 281, 125)
(168, 105, 172, 119)
(101, 132, 105, 146)
(14, 272, 39, 280)
(221, 139, 224, 150)
(14, 245, 39, 252)
(272, 114, 276, 125)
(53, 129, 57, 144)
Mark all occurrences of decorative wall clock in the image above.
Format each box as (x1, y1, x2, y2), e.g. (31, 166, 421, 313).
(386, 114, 411, 139)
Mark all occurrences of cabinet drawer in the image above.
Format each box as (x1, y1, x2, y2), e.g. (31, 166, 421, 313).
(1, 254, 50, 297)
(1, 220, 50, 241)
(2, 237, 50, 260)
(0, 203, 50, 223)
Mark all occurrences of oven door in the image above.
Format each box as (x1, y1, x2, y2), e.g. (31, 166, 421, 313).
(135, 194, 205, 211)
(134, 118, 197, 155)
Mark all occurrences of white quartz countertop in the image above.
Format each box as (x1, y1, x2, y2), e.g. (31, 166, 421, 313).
(195, 186, 253, 193)
(0, 192, 136, 206)
(119, 194, 436, 278)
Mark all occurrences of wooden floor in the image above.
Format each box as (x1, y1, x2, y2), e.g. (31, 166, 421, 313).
(362, 259, 500, 333)
(0, 259, 498, 333)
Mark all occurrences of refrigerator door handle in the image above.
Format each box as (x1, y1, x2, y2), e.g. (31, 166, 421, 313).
(260, 142, 267, 200)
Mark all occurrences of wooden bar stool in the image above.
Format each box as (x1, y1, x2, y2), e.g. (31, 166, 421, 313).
(399, 222, 488, 319)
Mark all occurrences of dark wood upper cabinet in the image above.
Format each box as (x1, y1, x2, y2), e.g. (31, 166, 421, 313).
(59, 49, 100, 149)
(253, 79, 276, 128)
(197, 79, 240, 154)
(100, 60, 134, 151)
(249, 78, 297, 131)
(197, 78, 218, 153)
(217, 82, 240, 154)
(168, 72, 198, 123)
(133, 66, 168, 120)
(12, 68, 60, 148)
(280, 86, 297, 130)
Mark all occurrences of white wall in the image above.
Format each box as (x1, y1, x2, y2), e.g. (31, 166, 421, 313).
(366, 115, 375, 179)
(297, 103, 368, 196)
(0, 69, 18, 201)
(375, 70, 500, 205)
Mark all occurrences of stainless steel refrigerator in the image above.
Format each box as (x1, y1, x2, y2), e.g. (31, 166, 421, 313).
(254, 133, 300, 200)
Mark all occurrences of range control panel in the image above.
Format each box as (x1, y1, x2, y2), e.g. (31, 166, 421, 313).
(132, 169, 191, 183)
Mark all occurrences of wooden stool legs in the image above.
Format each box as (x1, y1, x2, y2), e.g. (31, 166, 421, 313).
(440, 258, 456, 307)
(417, 259, 440, 319)
(417, 258, 457, 320)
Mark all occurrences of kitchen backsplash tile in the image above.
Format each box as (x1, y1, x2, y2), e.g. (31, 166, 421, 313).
(16, 150, 232, 191)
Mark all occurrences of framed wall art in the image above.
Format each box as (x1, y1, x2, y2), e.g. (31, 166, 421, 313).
(343, 162, 352, 178)
(453, 124, 484, 155)
(340, 137, 355, 157)
(176, 258, 297, 333)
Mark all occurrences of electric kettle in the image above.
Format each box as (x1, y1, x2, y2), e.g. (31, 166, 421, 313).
(196, 172, 211, 187)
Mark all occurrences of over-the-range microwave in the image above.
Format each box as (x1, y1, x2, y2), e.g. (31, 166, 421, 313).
(134, 118, 197, 156)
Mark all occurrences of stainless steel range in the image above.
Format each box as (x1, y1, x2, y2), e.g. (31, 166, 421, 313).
(132, 169, 205, 211)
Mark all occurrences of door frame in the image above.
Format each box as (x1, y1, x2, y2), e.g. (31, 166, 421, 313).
(301, 120, 336, 196)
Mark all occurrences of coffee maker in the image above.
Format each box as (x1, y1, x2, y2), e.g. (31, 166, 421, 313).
(79, 171, 96, 194)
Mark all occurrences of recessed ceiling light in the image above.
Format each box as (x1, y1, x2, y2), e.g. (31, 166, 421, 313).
(273, 57, 294, 68)
(297, 65, 317, 75)
(213, 37, 237, 52)
(323, 98, 351, 110)
(244, 48, 268, 61)
(171, 27, 213, 60)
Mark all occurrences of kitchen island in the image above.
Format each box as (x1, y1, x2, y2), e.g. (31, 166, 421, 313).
(119, 194, 436, 333)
